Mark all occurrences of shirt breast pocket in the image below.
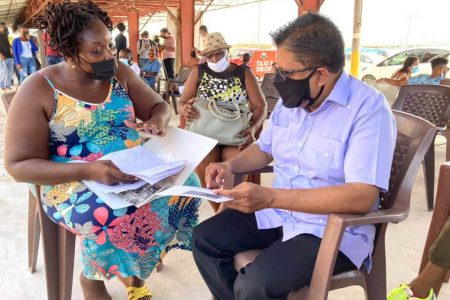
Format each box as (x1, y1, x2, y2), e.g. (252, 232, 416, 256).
(303, 136, 346, 181)
(271, 124, 298, 165)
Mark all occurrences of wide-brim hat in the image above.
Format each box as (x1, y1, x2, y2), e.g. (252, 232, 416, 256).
(200, 32, 231, 56)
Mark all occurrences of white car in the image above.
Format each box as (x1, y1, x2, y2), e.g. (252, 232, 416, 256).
(359, 48, 450, 84)
(344, 53, 385, 73)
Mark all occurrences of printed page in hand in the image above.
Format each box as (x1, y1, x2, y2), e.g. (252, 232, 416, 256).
(156, 186, 232, 203)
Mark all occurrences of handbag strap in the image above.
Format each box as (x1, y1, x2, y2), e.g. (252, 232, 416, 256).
(208, 99, 242, 121)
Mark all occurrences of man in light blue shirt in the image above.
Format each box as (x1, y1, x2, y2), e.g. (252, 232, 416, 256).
(192, 14, 397, 300)
(408, 57, 448, 85)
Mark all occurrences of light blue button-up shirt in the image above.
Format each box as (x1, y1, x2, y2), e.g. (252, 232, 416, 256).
(255, 71, 397, 269)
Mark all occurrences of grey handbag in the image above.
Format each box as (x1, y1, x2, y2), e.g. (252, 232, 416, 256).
(186, 98, 252, 146)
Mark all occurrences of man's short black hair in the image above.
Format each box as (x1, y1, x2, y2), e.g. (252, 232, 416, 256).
(141, 30, 149, 38)
(270, 13, 345, 73)
(0, 22, 6, 26)
(199, 25, 207, 32)
(116, 22, 126, 32)
(160, 27, 169, 34)
(431, 57, 449, 68)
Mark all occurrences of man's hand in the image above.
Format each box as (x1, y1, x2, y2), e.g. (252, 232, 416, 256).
(205, 162, 232, 189)
(215, 182, 273, 213)
(85, 160, 138, 185)
(16, 64, 22, 70)
(0, 54, 5, 60)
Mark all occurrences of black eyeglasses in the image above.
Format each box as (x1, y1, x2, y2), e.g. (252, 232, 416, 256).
(273, 63, 317, 81)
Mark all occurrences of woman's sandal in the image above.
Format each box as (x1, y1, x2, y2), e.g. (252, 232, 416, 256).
(127, 286, 153, 300)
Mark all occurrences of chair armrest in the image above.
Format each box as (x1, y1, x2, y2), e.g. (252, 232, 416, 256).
(306, 206, 409, 300)
(225, 166, 274, 188)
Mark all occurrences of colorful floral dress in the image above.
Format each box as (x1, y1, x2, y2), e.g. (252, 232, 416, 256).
(38, 72, 201, 280)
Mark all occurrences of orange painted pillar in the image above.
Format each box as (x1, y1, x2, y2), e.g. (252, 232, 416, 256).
(127, 10, 139, 62)
(179, 0, 194, 128)
(295, 0, 322, 15)
(180, 0, 194, 66)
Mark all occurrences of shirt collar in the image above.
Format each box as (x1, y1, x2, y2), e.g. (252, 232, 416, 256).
(323, 71, 351, 107)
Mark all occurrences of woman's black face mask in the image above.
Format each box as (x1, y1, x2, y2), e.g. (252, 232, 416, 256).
(273, 68, 324, 108)
(78, 56, 117, 81)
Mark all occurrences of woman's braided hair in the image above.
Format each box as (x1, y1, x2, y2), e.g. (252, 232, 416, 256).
(33, 0, 112, 60)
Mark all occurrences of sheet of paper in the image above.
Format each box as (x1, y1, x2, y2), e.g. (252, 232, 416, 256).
(83, 180, 134, 209)
(101, 146, 186, 184)
(156, 186, 232, 203)
(143, 126, 218, 186)
(99, 180, 147, 194)
(101, 146, 163, 173)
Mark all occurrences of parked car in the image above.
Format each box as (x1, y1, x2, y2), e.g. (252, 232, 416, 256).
(344, 52, 385, 73)
(345, 47, 389, 58)
(229, 48, 277, 80)
(359, 48, 450, 84)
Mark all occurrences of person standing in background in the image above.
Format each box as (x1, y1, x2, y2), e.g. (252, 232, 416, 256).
(195, 25, 208, 64)
(28, 34, 42, 70)
(42, 31, 63, 65)
(0, 22, 14, 91)
(114, 22, 127, 57)
(137, 31, 155, 67)
(12, 25, 38, 84)
(7, 26, 20, 85)
(159, 27, 176, 79)
(199, 25, 208, 50)
(241, 52, 252, 70)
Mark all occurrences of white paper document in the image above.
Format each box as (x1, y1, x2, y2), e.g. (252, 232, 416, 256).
(84, 126, 218, 209)
(156, 186, 232, 203)
(142, 126, 218, 186)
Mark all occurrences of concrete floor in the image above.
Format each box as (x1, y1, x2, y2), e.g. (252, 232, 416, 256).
(1, 102, 449, 299)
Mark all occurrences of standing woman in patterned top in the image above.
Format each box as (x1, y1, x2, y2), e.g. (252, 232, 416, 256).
(4, 1, 201, 299)
(179, 32, 267, 212)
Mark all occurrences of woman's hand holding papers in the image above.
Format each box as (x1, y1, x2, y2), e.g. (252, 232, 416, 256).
(215, 182, 272, 213)
(85, 160, 139, 185)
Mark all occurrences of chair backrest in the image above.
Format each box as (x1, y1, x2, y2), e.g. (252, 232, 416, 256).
(380, 110, 437, 213)
(174, 66, 192, 83)
(1, 90, 16, 113)
(260, 73, 280, 116)
(392, 84, 450, 128)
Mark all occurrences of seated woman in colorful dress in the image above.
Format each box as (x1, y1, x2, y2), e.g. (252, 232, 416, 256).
(4, 1, 201, 299)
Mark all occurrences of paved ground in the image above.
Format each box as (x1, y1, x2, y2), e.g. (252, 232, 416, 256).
(1, 101, 449, 299)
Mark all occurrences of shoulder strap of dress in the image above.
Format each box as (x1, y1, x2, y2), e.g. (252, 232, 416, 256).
(38, 71, 59, 117)
(38, 71, 57, 92)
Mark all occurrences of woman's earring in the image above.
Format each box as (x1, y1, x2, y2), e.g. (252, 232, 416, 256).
(71, 65, 76, 69)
